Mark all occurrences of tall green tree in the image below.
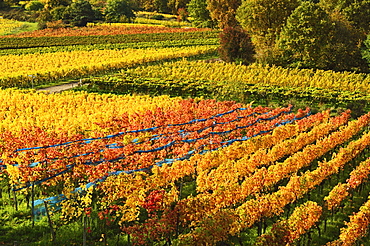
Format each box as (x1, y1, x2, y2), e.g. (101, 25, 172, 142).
(206, 0, 241, 28)
(104, 0, 135, 22)
(137, 0, 169, 12)
(362, 34, 370, 67)
(320, 0, 370, 36)
(154, 0, 170, 12)
(342, 0, 370, 35)
(137, 0, 155, 11)
(62, 0, 97, 26)
(277, 2, 335, 69)
(0, 0, 9, 10)
(187, 0, 216, 27)
(320, 8, 368, 71)
(236, 0, 299, 62)
(45, 0, 71, 9)
(50, 6, 67, 20)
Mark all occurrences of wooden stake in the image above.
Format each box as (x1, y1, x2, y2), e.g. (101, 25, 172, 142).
(12, 187, 18, 211)
(31, 182, 35, 227)
(83, 216, 87, 246)
(44, 201, 56, 241)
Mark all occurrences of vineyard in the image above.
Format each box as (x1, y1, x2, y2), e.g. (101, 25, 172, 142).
(0, 18, 38, 36)
(0, 22, 369, 246)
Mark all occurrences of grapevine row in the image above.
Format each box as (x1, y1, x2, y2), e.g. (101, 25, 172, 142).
(0, 38, 219, 56)
(326, 194, 370, 246)
(88, 110, 322, 226)
(4, 104, 298, 192)
(172, 110, 364, 230)
(324, 158, 370, 210)
(113, 109, 326, 201)
(0, 89, 184, 135)
(83, 74, 370, 104)
(196, 110, 349, 193)
(2, 25, 211, 38)
(0, 18, 24, 36)
(124, 59, 370, 93)
(0, 30, 218, 49)
(0, 46, 216, 88)
(176, 117, 369, 244)
(257, 201, 322, 245)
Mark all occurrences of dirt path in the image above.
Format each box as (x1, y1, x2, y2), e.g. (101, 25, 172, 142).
(37, 82, 81, 93)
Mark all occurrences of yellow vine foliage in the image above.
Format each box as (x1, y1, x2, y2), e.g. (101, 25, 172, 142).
(125, 60, 370, 93)
(0, 18, 24, 35)
(0, 88, 183, 136)
(0, 46, 216, 87)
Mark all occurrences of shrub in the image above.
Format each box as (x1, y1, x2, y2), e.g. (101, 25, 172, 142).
(46, 19, 67, 29)
(151, 14, 164, 20)
(25, 1, 44, 11)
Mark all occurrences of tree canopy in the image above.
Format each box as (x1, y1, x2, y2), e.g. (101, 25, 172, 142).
(104, 0, 136, 23)
(277, 2, 335, 69)
(62, 0, 97, 26)
(206, 0, 241, 29)
(187, 0, 216, 28)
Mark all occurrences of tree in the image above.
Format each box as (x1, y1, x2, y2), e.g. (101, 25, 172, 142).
(277, 2, 335, 69)
(167, 0, 191, 14)
(0, 0, 9, 10)
(206, 0, 241, 29)
(218, 26, 255, 64)
(323, 9, 368, 71)
(320, 0, 370, 36)
(362, 34, 370, 68)
(187, 0, 216, 28)
(50, 6, 67, 20)
(154, 0, 170, 12)
(236, 0, 299, 62)
(104, 0, 135, 23)
(137, 0, 155, 11)
(177, 7, 188, 21)
(62, 0, 97, 26)
(44, 0, 71, 9)
(136, 0, 169, 12)
(36, 9, 52, 28)
(25, 1, 44, 11)
(342, 0, 370, 36)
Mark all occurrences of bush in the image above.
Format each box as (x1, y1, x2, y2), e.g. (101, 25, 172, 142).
(2, 9, 29, 21)
(36, 9, 52, 28)
(25, 1, 44, 11)
(50, 6, 66, 20)
(150, 14, 164, 20)
(46, 19, 67, 28)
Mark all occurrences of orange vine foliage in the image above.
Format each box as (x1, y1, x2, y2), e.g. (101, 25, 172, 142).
(327, 195, 370, 246)
(257, 201, 322, 245)
(1, 25, 210, 38)
(174, 112, 370, 244)
(325, 158, 370, 210)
